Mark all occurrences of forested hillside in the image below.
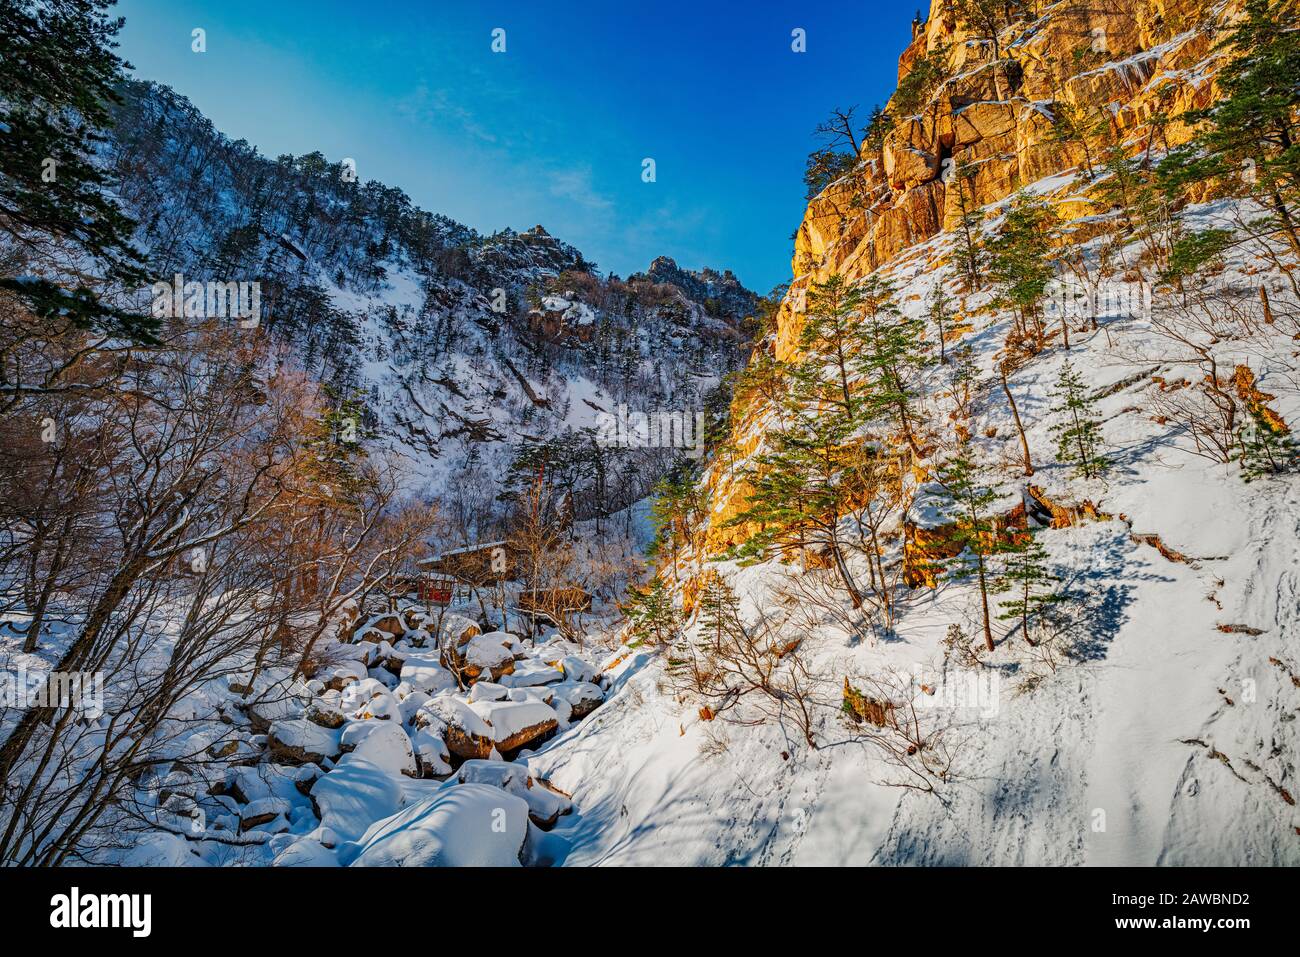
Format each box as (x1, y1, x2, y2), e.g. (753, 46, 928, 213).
(0, 3, 755, 865)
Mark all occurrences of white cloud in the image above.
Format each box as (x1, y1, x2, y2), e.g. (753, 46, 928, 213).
(547, 166, 615, 212)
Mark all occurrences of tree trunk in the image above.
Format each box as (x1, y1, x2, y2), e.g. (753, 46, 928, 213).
(0, 555, 147, 797)
(830, 542, 864, 609)
(976, 553, 994, 652)
(1000, 366, 1034, 476)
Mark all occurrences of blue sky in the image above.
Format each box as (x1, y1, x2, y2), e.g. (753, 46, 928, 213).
(114, 0, 915, 293)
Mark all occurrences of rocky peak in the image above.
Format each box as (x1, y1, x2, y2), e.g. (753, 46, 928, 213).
(637, 256, 759, 322)
(783, 0, 1235, 359)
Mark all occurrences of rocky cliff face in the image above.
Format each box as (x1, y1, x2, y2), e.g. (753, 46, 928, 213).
(708, 0, 1245, 541)
(788, 0, 1228, 354)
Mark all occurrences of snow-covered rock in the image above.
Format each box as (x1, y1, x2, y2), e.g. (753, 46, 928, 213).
(347, 783, 530, 867)
(551, 680, 604, 720)
(400, 654, 457, 695)
(411, 728, 453, 777)
(309, 758, 403, 844)
(500, 659, 564, 688)
(338, 721, 417, 777)
(306, 691, 347, 729)
(319, 658, 367, 692)
(469, 699, 559, 754)
(340, 678, 400, 721)
(417, 696, 494, 761)
(272, 837, 340, 867)
(394, 685, 431, 724)
(468, 680, 508, 702)
(459, 631, 518, 682)
(268, 719, 341, 765)
(456, 759, 572, 829)
(557, 655, 597, 684)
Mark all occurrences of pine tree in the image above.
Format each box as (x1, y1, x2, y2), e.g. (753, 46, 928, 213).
(935, 452, 1007, 653)
(1239, 404, 1300, 481)
(302, 389, 377, 511)
(649, 464, 703, 581)
(854, 274, 929, 456)
(949, 342, 980, 421)
(928, 281, 952, 365)
(862, 105, 894, 168)
(1162, 228, 1235, 284)
(727, 399, 868, 607)
(793, 273, 865, 419)
(724, 275, 871, 605)
(995, 532, 1062, 645)
(1050, 359, 1109, 479)
(0, 0, 154, 339)
(952, 163, 985, 290)
(1158, 0, 1300, 260)
(624, 577, 680, 646)
(696, 574, 742, 653)
(986, 191, 1059, 347)
(804, 106, 865, 203)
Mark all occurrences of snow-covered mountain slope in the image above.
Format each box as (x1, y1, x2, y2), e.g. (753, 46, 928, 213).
(530, 206, 1300, 865)
(515, 0, 1300, 866)
(106, 79, 757, 525)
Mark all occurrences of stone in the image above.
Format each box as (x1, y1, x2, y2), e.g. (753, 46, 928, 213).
(268, 719, 341, 765)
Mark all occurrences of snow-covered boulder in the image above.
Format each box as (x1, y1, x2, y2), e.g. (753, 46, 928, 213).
(306, 690, 347, 729)
(394, 684, 431, 724)
(309, 758, 403, 843)
(455, 759, 571, 829)
(558, 655, 597, 684)
(508, 686, 555, 706)
(272, 837, 339, 867)
(400, 654, 457, 695)
(338, 721, 417, 777)
(411, 728, 453, 777)
(417, 696, 494, 761)
(361, 613, 405, 640)
(221, 766, 272, 805)
(245, 677, 309, 732)
(379, 643, 408, 675)
(500, 659, 564, 688)
(268, 719, 341, 765)
(239, 797, 292, 832)
(469, 699, 559, 755)
(319, 658, 367, 692)
(347, 783, 530, 867)
(461, 631, 518, 682)
(400, 606, 432, 632)
(121, 833, 199, 867)
(551, 680, 604, 720)
(206, 733, 259, 763)
(468, 680, 508, 703)
(436, 613, 481, 648)
(340, 677, 400, 721)
(292, 764, 322, 796)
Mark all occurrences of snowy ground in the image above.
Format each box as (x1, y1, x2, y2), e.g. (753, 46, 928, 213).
(523, 193, 1300, 866)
